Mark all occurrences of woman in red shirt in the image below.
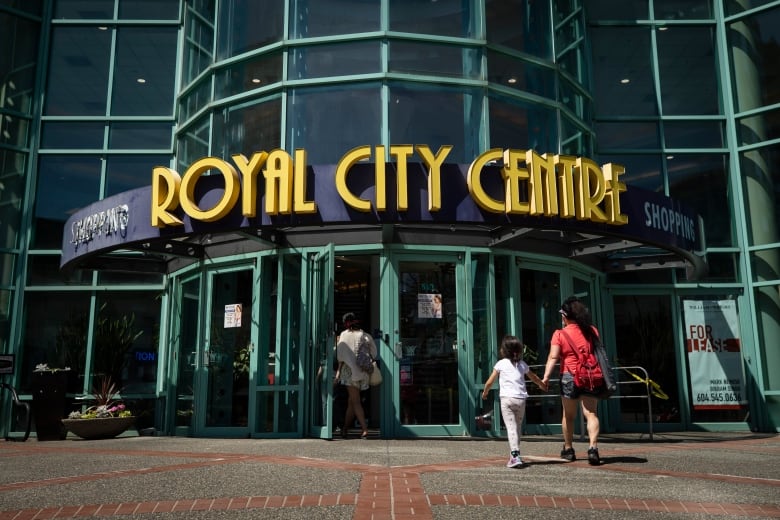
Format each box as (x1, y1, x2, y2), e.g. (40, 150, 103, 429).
(541, 296, 604, 465)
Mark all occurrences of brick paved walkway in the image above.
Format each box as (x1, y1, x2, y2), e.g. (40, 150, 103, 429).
(1, 435, 778, 519)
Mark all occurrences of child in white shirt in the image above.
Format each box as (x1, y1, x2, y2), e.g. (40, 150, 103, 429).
(481, 335, 546, 468)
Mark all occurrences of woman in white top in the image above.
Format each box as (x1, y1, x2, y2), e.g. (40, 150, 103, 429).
(335, 312, 377, 439)
(482, 335, 546, 468)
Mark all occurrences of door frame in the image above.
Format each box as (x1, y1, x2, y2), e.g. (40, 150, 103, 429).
(308, 244, 335, 439)
(192, 263, 257, 437)
(386, 251, 470, 438)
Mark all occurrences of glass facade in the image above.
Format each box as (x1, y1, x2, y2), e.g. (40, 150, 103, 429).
(2, 0, 780, 439)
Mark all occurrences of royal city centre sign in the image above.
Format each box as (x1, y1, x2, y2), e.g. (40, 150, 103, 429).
(152, 145, 629, 228)
(61, 144, 703, 272)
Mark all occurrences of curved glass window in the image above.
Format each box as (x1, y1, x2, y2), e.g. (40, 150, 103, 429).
(182, 0, 215, 85)
(41, 122, 104, 149)
(111, 27, 178, 116)
(217, 0, 283, 59)
(586, 0, 649, 21)
(110, 122, 174, 149)
(287, 84, 380, 164)
(44, 27, 111, 116)
(728, 7, 780, 113)
(654, 0, 712, 19)
(105, 155, 171, 196)
(216, 53, 283, 99)
(594, 121, 660, 150)
(668, 153, 732, 247)
(488, 95, 557, 153)
(33, 155, 102, 249)
(657, 26, 719, 115)
(559, 78, 591, 121)
(390, 41, 481, 79)
(213, 98, 282, 158)
(289, 41, 381, 80)
(290, 0, 380, 39)
(54, 0, 113, 18)
(487, 51, 555, 98)
(665, 120, 724, 149)
(0, 150, 27, 247)
(119, 0, 180, 19)
(486, 0, 551, 58)
(390, 0, 477, 39)
(590, 27, 657, 117)
(596, 153, 663, 193)
(741, 144, 780, 247)
(180, 79, 212, 123)
(389, 83, 482, 164)
(1, 12, 38, 114)
(176, 115, 210, 170)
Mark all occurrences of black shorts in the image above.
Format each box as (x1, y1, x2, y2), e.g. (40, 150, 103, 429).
(560, 372, 606, 399)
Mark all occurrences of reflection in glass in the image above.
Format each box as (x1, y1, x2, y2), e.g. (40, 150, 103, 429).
(728, 8, 780, 112)
(665, 120, 724, 149)
(33, 155, 103, 248)
(287, 85, 380, 164)
(206, 270, 252, 427)
(390, 41, 480, 79)
(44, 27, 111, 115)
(486, 0, 551, 57)
(657, 27, 719, 115)
(594, 121, 660, 150)
(182, 1, 215, 85)
(175, 278, 199, 429)
(487, 51, 554, 97)
(0, 149, 27, 248)
(119, 0, 180, 19)
(213, 99, 281, 159)
(390, 0, 477, 38)
(290, 41, 380, 80)
(217, 0, 283, 58)
(596, 153, 663, 193)
(488, 95, 556, 152)
(668, 153, 732, 247)
(110, 122, 173, 149)
(20, 292, 91, 392)
(42, 122, 105, 149)
(519, 269, 561, 426)
(105, 155, 171, 196)
(177, 116, 210, 171)
(398, 261, 459, 425)
(216, 53, 283, 99)
(389, 84, 481, 164)
(111, 27, 177, 115)
(613, 295, 681, 425)
(290, 0, 379, 39)
(590, 27, 657, 117)
(54, 0, 113, 18)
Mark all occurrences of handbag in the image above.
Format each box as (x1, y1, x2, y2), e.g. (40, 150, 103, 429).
(368, 360, 382, 386)
(593, 336, 617, 397)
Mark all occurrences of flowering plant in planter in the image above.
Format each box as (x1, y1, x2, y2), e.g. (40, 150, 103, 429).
(66, 376, 132, 420)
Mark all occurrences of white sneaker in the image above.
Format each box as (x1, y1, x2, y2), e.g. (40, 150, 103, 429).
(506, 456, 524, 468)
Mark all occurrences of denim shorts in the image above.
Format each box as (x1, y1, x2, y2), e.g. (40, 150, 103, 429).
(560, 372, 605, 399)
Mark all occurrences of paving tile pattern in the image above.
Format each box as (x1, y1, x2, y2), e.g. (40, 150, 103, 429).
(0, 433, 778, 519)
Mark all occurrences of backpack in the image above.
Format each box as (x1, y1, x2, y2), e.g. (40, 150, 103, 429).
(355, 333, 374, 374)
(561, 330, 604, 392)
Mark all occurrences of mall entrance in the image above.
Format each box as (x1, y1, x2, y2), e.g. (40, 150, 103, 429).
(164, 247, 611, 439)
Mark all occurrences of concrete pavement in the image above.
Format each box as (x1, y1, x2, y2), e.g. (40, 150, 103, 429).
(0, 432, 778, 519)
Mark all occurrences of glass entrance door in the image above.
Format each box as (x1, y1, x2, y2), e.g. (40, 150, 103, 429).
(395, 258, 464, 434)
(196, 267, 254, 435)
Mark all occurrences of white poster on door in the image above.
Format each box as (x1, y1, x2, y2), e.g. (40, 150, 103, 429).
(224, 303, 242, 328)
(418, 293, 442, 319)
(683, 300, 746, 410)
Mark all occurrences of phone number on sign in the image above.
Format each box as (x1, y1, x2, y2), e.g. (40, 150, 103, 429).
(696, 392, 741, 403)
